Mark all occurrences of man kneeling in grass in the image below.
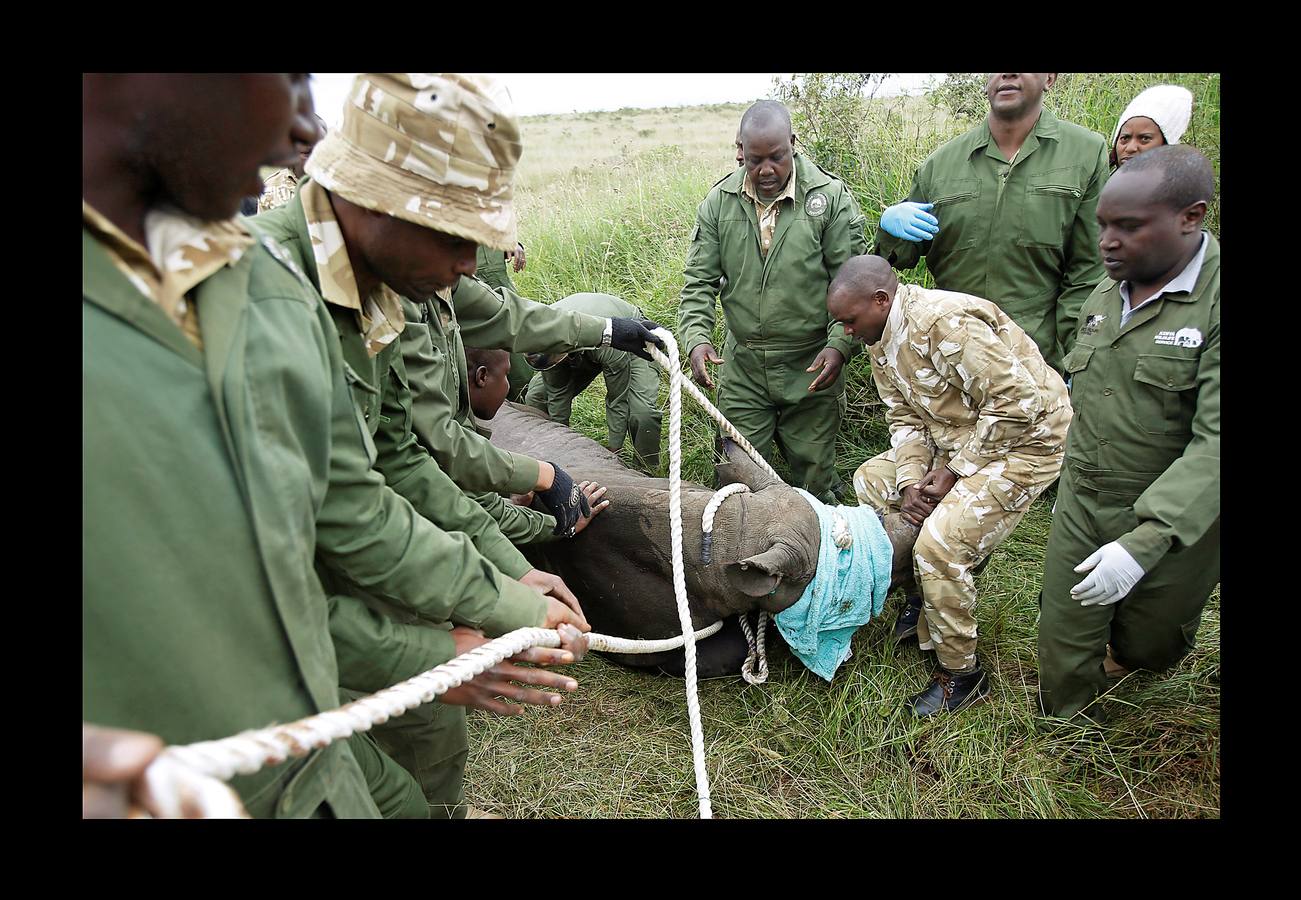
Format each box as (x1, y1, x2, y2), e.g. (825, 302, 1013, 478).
(829, 256, 1071, 716)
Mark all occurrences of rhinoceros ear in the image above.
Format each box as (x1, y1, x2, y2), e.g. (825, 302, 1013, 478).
(714, 437, 779, 492)
(725, 544, 795, 598)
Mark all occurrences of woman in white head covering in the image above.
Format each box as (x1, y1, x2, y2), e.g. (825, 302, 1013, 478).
(1110, 84, 1195, 168)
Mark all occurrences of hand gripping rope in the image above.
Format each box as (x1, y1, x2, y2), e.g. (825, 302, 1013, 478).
(138, 328, 784, 819)
(138, 621, 724, 818)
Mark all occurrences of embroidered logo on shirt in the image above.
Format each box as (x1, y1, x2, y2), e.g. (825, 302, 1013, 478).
(805, 193, 828, 217)
(1081, 314, 1107, 336)
(1155, 327, 1203, 348)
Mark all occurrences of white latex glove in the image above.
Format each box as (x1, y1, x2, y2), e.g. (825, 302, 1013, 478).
(1071, 541, 1145, 606)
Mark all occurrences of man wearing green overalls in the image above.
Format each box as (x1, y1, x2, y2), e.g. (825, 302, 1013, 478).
(1037, 145, 1219, 722)
(523, 292, 663, 471)
(680, 101, 867, 503)
(875, 73, 1110, 373)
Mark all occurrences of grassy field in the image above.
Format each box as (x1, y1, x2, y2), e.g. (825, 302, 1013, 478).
(463, 76, 1221, 818)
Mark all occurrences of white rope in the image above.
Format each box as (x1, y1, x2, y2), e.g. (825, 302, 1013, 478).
(700, 483, 767, 686)
(736, 611, 770, 685)
(646, 327, 712, 819)
(141, 621, 727, 817)
(645, 342, 783, 485)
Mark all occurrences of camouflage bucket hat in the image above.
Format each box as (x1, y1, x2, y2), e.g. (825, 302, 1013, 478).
(306, 73, 521, 251)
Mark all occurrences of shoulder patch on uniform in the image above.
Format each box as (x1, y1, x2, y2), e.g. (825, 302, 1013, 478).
(690, 224, 700, 241)
(259, 234, 312, 288)
(805, 192, 828, 218)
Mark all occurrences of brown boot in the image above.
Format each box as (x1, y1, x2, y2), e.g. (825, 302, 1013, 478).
(465, 806, 503, 819)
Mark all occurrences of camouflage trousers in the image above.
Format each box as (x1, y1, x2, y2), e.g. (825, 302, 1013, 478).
(853, 447, 1063, 672)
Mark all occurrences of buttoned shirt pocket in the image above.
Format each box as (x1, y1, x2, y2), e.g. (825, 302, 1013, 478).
(1019, 168, 1084, 248)
(1133, 354, 1199, 435)
(929, 178, 981, 252)
(1062, 343, 1094, 396)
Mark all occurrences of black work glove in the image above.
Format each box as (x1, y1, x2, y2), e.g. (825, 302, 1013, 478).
(609, 317, 668, 361)
(536, 462, 591, 537)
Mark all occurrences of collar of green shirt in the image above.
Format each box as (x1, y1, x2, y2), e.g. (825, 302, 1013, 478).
(966, 106, 1062, 165)
(298, 178, 406, 355)
(722, 152, 831, 200)
(1119, 231, 1209, 322)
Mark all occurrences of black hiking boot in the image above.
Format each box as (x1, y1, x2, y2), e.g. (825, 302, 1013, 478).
(909, 665, 990, 717)
(892, 594, 924, 643)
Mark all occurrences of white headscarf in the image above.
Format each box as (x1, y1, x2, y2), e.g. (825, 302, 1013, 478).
(1111, 84, 1195, 149)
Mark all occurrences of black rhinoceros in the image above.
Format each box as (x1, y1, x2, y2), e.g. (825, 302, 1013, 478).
(488, 401, 920, 677)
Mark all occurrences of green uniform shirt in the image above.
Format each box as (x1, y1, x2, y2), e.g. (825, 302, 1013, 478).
(250, 192, 543, 688)
(401, 275, 607, 498)
(875, 107, 1110, 369)
(680, 152, 868, 360)
(1059, 233, 1220, 572)
(85, 228, 376, 819)
(525, 293, 657, 448)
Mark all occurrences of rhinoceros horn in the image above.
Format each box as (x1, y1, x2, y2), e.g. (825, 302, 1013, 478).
(714, 437, 780, 493)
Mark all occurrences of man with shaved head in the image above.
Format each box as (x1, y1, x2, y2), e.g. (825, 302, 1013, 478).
(1036, 146, 1219, 723)
(680, 100, 868, 503)
(829, 255, 1071, 715)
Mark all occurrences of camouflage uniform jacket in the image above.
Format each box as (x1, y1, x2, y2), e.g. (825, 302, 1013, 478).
(870, 283, 1072, 491)
(257, 167, 300, 213)
(1060, 233, 1219, 572)
(875, 107, 1110, 369)
(401, 275, 607, 497)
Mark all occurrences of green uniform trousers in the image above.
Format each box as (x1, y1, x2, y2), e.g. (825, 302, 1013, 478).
(342, 688, 469, 819)
(345, 731, 429, 819)
(1036, 463, 1221, 721)
(718, 337, 842, 502)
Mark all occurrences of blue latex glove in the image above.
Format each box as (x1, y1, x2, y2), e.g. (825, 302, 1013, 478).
(880, 201, 940, 242)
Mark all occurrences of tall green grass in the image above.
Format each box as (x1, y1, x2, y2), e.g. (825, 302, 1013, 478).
(469, 76, 1220, 818)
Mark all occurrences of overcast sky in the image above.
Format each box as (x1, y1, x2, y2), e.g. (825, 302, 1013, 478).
(310, 73, 939, 127)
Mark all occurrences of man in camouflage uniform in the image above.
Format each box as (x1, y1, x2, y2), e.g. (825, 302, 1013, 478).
(251, 74, 597, 818)
(681, 101, 868, 503)
(523, 292, 663, 470)
(875, 73, 1110, 372)
(256, 113, 326, 213)
(830, 255, 1071, 716)
(1037, 146, 1219, 723)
